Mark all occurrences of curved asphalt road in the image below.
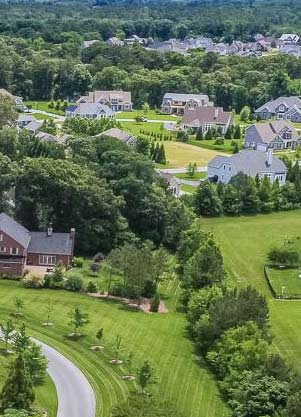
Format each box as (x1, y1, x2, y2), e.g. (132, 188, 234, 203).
(36, 340, 96, 417)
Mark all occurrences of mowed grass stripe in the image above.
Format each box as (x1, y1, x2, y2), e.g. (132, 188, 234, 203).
(0, 279, 226, 417)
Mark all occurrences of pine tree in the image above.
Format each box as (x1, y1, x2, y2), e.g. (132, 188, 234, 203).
(196, 128, 203, 141)
(159, 144, 166, 164)
(233, 124, 241, 139)
(0, 354, 35, 411)
(224, 127, 232, 139)
(205, 128, 213, 140)
(232, 141, 239, 154)
(150, 142, 155, 159)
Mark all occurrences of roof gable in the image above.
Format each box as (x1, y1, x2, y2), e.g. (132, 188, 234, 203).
(0, 213, 30, 249)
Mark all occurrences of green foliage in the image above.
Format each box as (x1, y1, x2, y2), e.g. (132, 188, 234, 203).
(137, 360, 154, 393)
(0, 355, 35, 412)
(150, 292, 160, 312)
(112, 396, 184, 417)
(0, 95, 17, 129)
(86, 281, 98, 293)
(194, 183, 223, 216)
(64, 274, 83, 292)
(68, 307, 89, 335)
(268, 247, 299, 266)
(72, 257, 84, 268)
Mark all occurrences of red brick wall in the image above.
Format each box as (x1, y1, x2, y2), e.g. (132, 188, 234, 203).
(27, 253, 71, 268)
(0, 230, 27, 257)
(0, 261, 24, 276)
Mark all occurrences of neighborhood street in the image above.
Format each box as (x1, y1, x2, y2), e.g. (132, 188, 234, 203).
(37, 340, 96, 417)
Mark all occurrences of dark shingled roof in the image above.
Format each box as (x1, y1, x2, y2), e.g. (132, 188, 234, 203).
(0, 213, 30, 248)
(28, 232, 73, 255)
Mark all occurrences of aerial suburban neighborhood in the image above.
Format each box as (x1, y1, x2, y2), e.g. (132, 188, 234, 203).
(1, 1, 301, 417)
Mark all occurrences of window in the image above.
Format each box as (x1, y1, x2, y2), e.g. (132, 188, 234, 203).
(229, 166, 232, 172)
(0, 247, 6, 253)
(39, 255, 57, 265)
(223, 164, 226, 170)
(0, 234, 3, 242)
(10, 248, 19, 255)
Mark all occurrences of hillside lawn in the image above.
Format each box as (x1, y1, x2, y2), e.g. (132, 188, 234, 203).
(266, 266, 301, 296)
(0, 277, 227, 417)
(202, 210, 301, 373)
(0, 341, 57, 417)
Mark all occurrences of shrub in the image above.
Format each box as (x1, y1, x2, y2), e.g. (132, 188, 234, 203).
(90, 262, 101, 272)
(93, 252, 105, 263)
(214, 137, 224, 145)
(22, 273, 45, 289)
(268, 247, 299, 266)
(150, 292, 160, 312)
(64, 274, 83, 292)
(73, 257, 84, 268)
(86, 281, 98, 293)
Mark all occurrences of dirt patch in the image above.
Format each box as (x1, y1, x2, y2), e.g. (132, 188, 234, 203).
(90, 345, 104, 352)
(87, 292, 168, 314)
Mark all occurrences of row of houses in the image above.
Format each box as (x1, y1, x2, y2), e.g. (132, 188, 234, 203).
(89, 33, 301, 57)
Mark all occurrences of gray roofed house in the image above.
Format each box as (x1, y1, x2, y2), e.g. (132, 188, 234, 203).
(65, 103, 115, 119)
(0, 213, 31, 249)
(0, 88, 25, 110)
(244, 120, 300, 151)
(97, 128, 136, 145)
(207, 149, 287, 186)
(161, 93, 211, 115)
(0, 212, 75, 276)
(24, 120, 43, 134)
(255, 96, 301, 122)
(181, 106, 233, 134)
(28, 232, 73, 255)
(157, 171, 181, 197)
(17, 114, 37, 128)
(77, 90, 133, 112)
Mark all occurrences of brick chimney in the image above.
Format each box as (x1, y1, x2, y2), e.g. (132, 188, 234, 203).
(70, 228, 76, 254)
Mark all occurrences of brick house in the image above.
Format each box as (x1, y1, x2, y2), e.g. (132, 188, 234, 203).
(0, 213, 75, 276)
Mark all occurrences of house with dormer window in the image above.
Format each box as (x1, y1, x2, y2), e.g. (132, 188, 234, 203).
(65, 103, 115, 119)
(244, 121, 300, 151)
(255, 97, 301, 122)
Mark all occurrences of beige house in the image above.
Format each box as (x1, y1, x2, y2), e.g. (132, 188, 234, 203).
(77, 90, 133, 112)
(161, 93, 212, 115)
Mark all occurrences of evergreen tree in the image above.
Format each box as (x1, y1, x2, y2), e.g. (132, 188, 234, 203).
(196, 128, 203, 141)
(232, 141, 239, 154)
(194, 184, 223, 216)
(159, 144, 166, 164)
(205, 128, 213, 140)
(0, 355, 35, 411)
(258, 176, 274, 213)
(240, 106, 251, 122)
(233, 124, 241, 139)
(223, 185, 242, 215)
(224, 127, 232, 139)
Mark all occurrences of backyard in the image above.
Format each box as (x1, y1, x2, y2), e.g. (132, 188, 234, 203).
(266, 266, 301, 296)
(0, 275, 227, 417)
(203, 210, 301, 373)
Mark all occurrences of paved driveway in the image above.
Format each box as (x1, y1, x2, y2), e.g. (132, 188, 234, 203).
(37, 340, 96, 417)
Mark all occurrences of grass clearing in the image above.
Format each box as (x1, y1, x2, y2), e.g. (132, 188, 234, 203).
(202, 210, 301, 373)
(266, 266, 301, 296)
(175, 172, 206, 180)
(189, 139, 243, 154)
(0, 277, 227, 417)
(181, 184, 198, 194)
(26, 101, 66, 116)
(162, 141, 227, 168)
(119, 121, 172, 136)
(117, 110, 180, 122)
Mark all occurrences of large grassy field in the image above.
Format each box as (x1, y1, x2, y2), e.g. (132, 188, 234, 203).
(203, 210, 301, 373)
(161, 141, 226, 168)
(0, 278, 227, 417)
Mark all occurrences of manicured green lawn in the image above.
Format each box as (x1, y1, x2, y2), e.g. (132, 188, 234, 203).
(119, 121, 173, 136)
(189, 139, 243, 154)
(0, 278, 227, 417)
(181, 184, 198, 194)
(202, 210, 301, 373)
(175, 172, 206, 180)
(161, 141, 227, 168)
(0, 341, 57, 417)
(33, 113, 55, 121)
(117, 110, 180, 122)
(266, 266, 301, 296)
(26, 101, 66, 116)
